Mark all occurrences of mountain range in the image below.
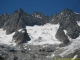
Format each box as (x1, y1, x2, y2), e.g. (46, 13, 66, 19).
(0, 8, 80, 60)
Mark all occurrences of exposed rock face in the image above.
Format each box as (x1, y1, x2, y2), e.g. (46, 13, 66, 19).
(50, 8, 80, 39)
(3, 9, 27, 34)
(0, 9, 49, 34)
(66, 24, 80, 39)
(13, 29, 30, 44)
(55, 28, 69, 44)
(0, 13, 9, 28)
(32, 12, 49, 25)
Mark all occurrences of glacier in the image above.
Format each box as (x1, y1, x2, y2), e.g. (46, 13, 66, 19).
(26, 23, 61, 45)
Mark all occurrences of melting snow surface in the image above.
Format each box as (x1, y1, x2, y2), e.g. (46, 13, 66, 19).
(0, 29, 16, 46)
(26, 23, 61, 45)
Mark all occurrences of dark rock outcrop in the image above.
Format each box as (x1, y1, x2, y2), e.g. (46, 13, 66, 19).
(55, 28, 69, 44)
(13, 29, 30, 44)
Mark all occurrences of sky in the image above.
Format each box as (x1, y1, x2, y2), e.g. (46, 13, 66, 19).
(0, 0, 80, 16)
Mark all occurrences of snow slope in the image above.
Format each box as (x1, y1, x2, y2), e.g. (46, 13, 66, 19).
(0, 29, 16, 46)
(59, 36, 80, 57)
(26, 23, 61, 45)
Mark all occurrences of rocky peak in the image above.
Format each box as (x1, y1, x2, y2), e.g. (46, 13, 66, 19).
(32, 12, 49, 19)
(33, 12, 43, 16)
(49, 8, 80, 39)
(61, 8, 73, 13)
(50, 8, 80, 23)
(60, 8, 75, 15)
(13, 8, 24, 14)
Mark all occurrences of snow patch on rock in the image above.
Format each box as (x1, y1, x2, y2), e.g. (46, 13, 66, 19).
(18, 29, 23, 32)
(18, 29, 25, 33)
(77, 21, 80, 26)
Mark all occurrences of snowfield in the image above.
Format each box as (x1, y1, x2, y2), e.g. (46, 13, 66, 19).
(0, 29, 16, 46)
(26, 23, 61, 45)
